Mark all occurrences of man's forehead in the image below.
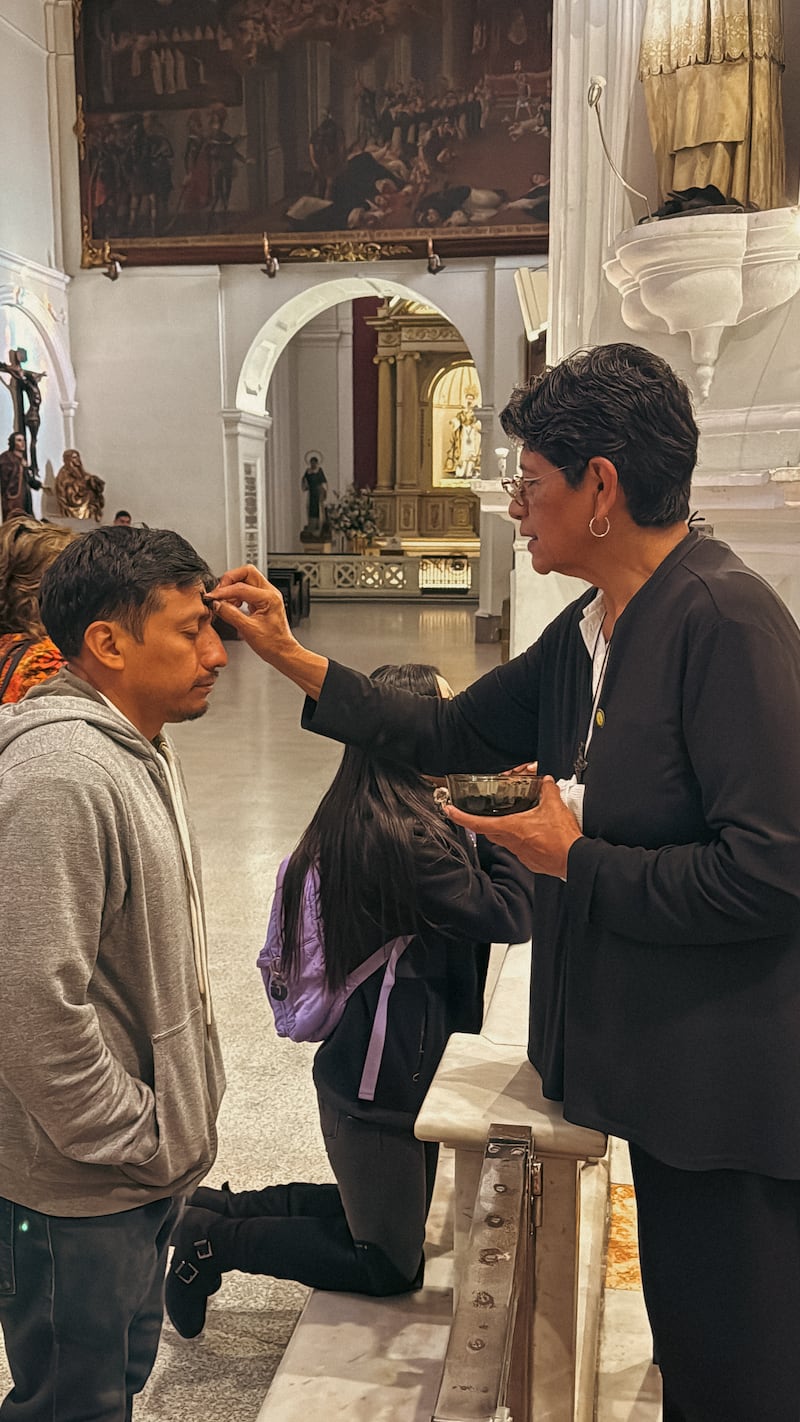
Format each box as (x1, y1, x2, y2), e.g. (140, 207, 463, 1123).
(151, 582, 210, 618)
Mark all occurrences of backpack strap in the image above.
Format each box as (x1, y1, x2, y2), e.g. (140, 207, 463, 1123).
(0, 639, 34, 703)
(347, 935, 414, 1102)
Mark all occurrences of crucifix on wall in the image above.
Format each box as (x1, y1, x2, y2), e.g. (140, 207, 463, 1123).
(0, 347, 46, 482)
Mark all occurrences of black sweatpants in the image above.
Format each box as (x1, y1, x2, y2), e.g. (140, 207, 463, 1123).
(0, 1195, 177, 1422)
(319, 1096, 439, 1281)
(203, 1095, 439, 1294)
(629, 1144, 800, 1422)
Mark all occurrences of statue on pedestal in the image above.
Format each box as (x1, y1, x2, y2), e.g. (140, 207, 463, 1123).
(55, 450, 105, 522)
(639, 0, 786, 212)
(0, 433, 37, 521)
(445, 389, 482, 479)
(301, 453, 328, 536)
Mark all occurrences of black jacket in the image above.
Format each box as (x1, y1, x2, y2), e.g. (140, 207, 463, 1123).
(304, 532, 800, 1175)
(313, 828, 535, 1128)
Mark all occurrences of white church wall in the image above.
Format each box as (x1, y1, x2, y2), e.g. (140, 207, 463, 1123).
(68, 266, 228, 569)
(292, 305, 353, 502)
(0, 2, 56, 271)
(65, 258, 524, 574)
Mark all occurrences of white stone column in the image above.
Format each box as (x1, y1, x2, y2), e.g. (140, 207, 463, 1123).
(221, 409, 272, 570)
(548, 0, 653, 361)
(60, 398, 78, 447)
(508, 0, 651, 654)
(47, 0, 83, 276)
(471, 480, 515, 639)
(510, 537, 587, 658)
(395, 351, 420, 489)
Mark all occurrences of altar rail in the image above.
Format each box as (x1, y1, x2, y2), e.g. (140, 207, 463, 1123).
(268, 551, 479, 602)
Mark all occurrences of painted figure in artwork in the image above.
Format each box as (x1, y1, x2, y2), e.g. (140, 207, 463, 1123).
(206, 105, 248, 225)
(55, 450, 106, 522)
(445, 389, 482, 480)
(639, 0, 786, 210)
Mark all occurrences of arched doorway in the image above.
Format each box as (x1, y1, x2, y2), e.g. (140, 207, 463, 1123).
(226, 277, 486, 568)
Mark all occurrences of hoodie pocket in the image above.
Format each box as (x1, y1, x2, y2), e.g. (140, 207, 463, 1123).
(121, 1007, 217, 1190)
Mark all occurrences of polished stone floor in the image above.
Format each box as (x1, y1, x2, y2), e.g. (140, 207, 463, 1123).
(0, 602, 661, 1419)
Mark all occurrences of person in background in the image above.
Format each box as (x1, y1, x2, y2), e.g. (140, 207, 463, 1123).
(211, 343, 800, 1422)
(164, 661, 535, 1340)
(113, 509, 133, 525)
(0, 516, 73, 704)
(0, 527, 227, 1420)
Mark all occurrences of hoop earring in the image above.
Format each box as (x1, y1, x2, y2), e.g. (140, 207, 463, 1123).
(589, 515, 610, 539)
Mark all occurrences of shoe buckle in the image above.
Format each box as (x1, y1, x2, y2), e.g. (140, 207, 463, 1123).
(175, 1259, 199, 1284)
(194, 1237, 213, 1260)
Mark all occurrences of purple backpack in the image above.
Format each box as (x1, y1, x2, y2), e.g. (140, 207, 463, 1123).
(258, 857, 413, 1101)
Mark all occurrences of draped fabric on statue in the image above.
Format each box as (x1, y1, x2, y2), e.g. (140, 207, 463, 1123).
(639, 0, 786, 211)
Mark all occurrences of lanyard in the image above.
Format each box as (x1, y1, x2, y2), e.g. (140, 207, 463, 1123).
(573, 626, 612, 782)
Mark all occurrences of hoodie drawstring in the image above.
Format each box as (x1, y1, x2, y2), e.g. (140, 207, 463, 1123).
(156, 738, 213, 1030)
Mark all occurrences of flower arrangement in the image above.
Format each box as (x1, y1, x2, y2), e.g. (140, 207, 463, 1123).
(325, 484, 380, 540)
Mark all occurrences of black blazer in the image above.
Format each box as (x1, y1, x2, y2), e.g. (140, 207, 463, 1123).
(304, 531, 800, 1175)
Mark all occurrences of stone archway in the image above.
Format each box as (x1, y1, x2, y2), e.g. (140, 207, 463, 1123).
(235, 277, 462, 418)
(225, 276, 485, 567)
(0, 279, 78, 520)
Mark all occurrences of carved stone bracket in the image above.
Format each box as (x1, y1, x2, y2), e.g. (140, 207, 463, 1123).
(604, 209, 800, 402)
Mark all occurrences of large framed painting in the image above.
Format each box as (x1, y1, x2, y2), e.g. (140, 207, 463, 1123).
(73, 0, 552, 268)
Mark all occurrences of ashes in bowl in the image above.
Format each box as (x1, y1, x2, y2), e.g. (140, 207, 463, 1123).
(444, 773, 543, 817)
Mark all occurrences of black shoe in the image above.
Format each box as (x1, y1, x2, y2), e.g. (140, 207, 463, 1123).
(165, 1207, 224, 1339)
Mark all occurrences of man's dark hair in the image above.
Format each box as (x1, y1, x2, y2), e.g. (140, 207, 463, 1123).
(113, 509, 131, 521)
(7, 433, 23, 451)
(500, 343, 698, 527)
(40, 527, 215, 659)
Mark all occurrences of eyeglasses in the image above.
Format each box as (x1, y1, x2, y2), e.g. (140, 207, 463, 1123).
(500, 464, 582, 502)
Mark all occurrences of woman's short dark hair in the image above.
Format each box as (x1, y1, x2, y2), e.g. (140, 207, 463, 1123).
(40, 526, 214, 658)
(500, 342, 699, 527)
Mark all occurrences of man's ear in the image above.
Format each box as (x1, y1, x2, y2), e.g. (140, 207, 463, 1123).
(81, 620, 127, 671)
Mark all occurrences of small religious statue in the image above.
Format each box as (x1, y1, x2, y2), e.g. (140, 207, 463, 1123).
(0, 432, 39, 521)
(55, 449, 106, 522)
(639, 0, 786, 211)
(0, 349, 46, 482)
(301, 454, 328, 535)
(445, 388, 482, 479)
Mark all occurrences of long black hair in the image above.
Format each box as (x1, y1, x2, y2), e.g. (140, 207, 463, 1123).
(281, 662, 464, 990)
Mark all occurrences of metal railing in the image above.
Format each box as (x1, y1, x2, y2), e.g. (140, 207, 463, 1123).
(432, 1124, 538, 1422)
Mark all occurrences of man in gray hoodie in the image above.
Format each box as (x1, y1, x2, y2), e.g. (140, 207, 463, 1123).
(0, 527, 227, 1421)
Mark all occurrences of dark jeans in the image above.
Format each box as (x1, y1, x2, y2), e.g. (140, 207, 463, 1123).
(0, 1194, 178, 1422)
(630, 1144, 800, 1422)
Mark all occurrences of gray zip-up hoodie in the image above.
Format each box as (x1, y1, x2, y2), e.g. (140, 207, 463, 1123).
(0, 670, 225, 1215)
